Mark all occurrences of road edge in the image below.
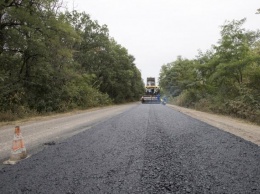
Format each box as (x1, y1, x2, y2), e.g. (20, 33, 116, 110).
(167, 104, 260, 146)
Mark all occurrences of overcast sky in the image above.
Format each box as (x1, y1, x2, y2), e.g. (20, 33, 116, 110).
(66, 0, 259, 84)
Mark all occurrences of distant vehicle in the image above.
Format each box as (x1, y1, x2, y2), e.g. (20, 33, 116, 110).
(141, 77, 161, 104)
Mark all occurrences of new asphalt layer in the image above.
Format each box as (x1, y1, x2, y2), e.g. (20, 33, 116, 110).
(0, 104, 259, 193)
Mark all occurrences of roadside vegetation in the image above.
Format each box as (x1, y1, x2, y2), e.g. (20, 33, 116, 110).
(159, 18, 260, 124)
(0, 0, 144, 121)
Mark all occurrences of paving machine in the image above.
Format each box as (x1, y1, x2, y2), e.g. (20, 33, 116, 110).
(141, 77, 161, 104)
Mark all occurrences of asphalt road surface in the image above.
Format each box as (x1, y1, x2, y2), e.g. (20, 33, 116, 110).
(0, 104, 259, 193)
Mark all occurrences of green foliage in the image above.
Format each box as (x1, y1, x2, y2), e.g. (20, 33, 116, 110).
(0, 1, 144, 121)
(61, 74, 112, 110)
(159, 18, 260, 124)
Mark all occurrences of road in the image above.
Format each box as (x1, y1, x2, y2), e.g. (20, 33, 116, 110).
(0, 104, 136, 163)
(0, 104, 259, 193)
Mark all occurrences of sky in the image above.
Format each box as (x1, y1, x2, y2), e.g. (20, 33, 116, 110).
(65, 0, 259, 84)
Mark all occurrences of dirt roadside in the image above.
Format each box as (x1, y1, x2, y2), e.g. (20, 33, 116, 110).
(0, 104, 139, 163)
(168, 104, 260, 146)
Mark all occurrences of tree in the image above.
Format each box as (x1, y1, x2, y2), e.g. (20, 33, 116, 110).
(0, 1, 144, 121)
(159, 56, 198, 97)
(69, 11, 144, 103)
(159, 18, 260, 123)
(0, 0, 78, 113)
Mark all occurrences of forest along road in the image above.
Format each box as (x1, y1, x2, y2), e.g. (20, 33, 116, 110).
(0, 104, 259, 193)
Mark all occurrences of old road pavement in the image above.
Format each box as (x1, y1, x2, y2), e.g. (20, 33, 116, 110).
(0, 104, 259, 193)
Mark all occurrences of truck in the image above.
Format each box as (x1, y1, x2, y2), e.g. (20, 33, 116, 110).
(141, 77, 161, 104)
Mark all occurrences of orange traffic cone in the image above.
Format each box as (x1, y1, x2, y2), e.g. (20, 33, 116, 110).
(3, 126, 28, 165)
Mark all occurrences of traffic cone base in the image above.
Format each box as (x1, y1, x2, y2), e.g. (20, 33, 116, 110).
(10, 148, 27, 161)
(3, 154, 30, 165)
(3, 159, 17, 165)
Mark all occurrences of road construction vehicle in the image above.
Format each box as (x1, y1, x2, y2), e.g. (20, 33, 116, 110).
(141, 77, 161, 104)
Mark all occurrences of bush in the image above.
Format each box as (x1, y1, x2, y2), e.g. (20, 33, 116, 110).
(173, 88, 260, 125)
(173, 90, 201, 107)
(194, 98, 212, 112)
(0, 106, 38, 122)
(0, 111, 17, 122)
(224, 100, 260, 124)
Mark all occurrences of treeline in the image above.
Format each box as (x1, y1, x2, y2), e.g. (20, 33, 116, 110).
(0, 0, 144, 121)
(159, 18, 260, 124)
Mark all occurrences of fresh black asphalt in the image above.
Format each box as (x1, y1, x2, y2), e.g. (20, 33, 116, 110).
(0, 104, 259, 193)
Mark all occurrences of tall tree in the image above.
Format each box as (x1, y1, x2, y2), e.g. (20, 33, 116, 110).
(0, 0, 78, 112)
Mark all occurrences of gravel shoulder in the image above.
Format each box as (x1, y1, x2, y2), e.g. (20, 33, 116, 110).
(167, 104, 260, 146)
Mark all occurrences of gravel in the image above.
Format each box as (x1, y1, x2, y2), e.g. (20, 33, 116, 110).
(0, 104, 259, 193)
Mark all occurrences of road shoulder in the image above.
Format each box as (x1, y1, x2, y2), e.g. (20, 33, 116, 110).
(167, 104, 260, 146)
